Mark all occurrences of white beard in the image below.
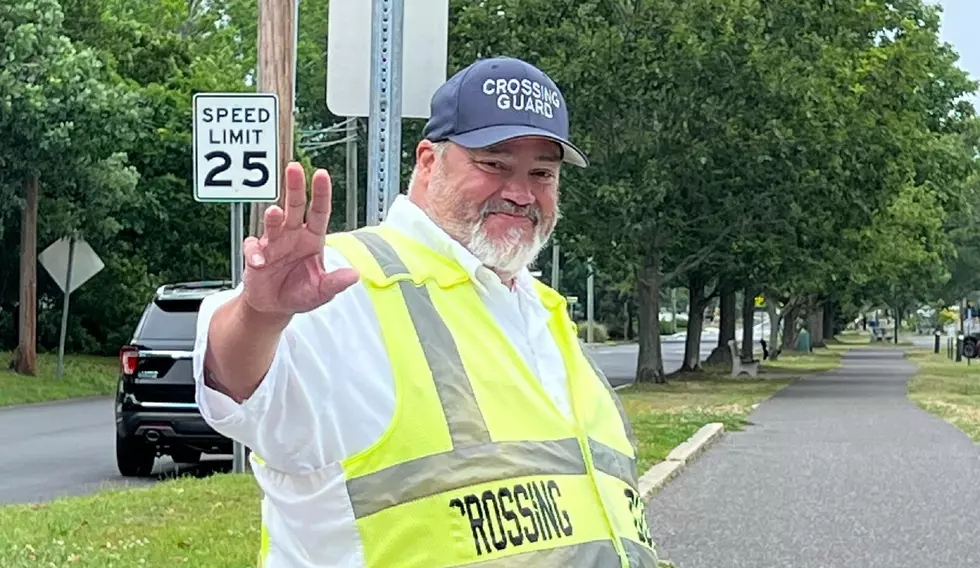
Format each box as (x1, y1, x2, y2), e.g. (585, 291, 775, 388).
(467, 220, 548, 277)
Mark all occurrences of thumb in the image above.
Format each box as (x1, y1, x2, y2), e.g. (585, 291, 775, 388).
(243, 236, 266, 269)
(318, 267, 360, 301)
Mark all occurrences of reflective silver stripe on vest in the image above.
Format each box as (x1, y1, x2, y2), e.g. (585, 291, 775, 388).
(354, 231, 491, 447)
(347, 437, 587, 519)
(623, 538, 660, 567)
(589, 438, 638, 490)
(449, 538, 622, 567)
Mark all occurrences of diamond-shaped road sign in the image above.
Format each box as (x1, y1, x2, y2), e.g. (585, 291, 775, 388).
(39, 237, 104, 295)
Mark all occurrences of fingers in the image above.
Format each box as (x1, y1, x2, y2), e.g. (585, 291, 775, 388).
(305, 169, 333, 237)
(243, 236, 266, 269)
(283, 162, 308, 230)
(263, 205, 285, 241)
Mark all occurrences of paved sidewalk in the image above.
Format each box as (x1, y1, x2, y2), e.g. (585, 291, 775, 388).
(646, 349, 980, 568)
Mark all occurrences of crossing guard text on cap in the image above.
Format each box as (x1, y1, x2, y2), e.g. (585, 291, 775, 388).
(422, 56, 589, 168)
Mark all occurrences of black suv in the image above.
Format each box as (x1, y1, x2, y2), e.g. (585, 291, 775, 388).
(115, 281, 233, 477)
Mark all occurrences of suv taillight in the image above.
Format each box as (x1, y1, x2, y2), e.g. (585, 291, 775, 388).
(120, 345, 139, 375)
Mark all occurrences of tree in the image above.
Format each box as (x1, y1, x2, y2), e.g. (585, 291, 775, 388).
(1, 0, 141, 374)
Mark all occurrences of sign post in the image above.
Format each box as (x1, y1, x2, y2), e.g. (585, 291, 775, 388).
(193, 92, 280, 474)
(39, 237, 105, 379)
(326, 0, 449, 226)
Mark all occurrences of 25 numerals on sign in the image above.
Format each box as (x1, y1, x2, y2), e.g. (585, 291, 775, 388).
(203, 150, 270, 188)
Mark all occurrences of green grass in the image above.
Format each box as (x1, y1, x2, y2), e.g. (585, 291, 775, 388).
(907, 349, 980, 442)
(0, 344, 846, 567)
(762, 344, 846, 375)
(0, 474, 262, 568)
(835, 330, 914, 347)
(618, 374, 793, 472)
(0, 352, 118, 407)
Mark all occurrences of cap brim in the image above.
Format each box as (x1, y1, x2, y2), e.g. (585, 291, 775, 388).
(449, 125, 589, 168)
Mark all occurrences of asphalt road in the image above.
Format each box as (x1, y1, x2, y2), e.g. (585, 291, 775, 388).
(2, 330, 737, 506)
(586, 333, 719, 386)
(0, 398, 228, 506)
(646, 348, 980, 568)
(0, 327, 926, 508)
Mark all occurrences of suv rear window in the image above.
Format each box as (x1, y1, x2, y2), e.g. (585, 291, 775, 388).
(137, 298, 203, 341)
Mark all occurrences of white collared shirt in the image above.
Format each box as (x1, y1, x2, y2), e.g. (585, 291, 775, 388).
(192, 194, 572, 473)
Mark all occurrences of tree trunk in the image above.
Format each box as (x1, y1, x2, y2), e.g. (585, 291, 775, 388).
(782, 304, 800, 351)
(706, 282, 736, 365)
(635, 262, 665, 383)
(823, 300, 836, 341)
(766, 301, 780, 360)
(894, 305, 901, 344)
(16, 174, 38, 376)
(809, 297, 826, 348)
(682, 275, 707, 372)
(741, 288, 756, 361)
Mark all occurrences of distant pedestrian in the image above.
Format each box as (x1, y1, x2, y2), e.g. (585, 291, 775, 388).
(194, 56, 658, 567)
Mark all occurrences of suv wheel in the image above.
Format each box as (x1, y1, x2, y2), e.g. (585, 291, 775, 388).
(964, 339, 978, 359)
(116, 434, 156, 477)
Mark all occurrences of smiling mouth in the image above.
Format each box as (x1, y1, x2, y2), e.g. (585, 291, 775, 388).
(487, 211, 537, 225)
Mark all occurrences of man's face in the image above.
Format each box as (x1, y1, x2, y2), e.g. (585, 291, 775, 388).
(413, 137, 562, 277)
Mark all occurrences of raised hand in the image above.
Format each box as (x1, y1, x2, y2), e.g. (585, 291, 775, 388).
(240, 162, 359, 317)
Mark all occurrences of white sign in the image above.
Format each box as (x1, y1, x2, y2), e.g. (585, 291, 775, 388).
(39, 238, 104, 295)
(193, 93, 280, 202)
(326, 0, 449, 118)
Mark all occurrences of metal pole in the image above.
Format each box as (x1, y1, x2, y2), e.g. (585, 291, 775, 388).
(230, 203, 247, 473)
(292, 0, 299, 127)
(346, 117, 359, 230)
(550, 241, 560, 291)
(56, 237, 75, 380)
(366, 0, 405, 226)
(586, 257, 595, 343)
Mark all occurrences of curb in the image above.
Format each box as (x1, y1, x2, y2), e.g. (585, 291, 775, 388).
(638, 422, 725, 501)
(0, 395, 113, 412)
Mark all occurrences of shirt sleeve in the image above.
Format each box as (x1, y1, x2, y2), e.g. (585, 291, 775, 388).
(191, 247, 390, 474)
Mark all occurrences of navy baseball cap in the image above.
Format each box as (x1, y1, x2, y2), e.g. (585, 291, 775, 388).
(422, 57, 589, 167)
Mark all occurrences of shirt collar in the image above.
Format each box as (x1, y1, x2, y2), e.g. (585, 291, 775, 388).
(380, 194, 532, 289)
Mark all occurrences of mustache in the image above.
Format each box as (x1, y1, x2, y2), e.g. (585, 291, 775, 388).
(480, 201, 542, 223)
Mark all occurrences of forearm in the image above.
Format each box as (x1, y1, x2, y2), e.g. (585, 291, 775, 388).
(204, 295, 292, 403)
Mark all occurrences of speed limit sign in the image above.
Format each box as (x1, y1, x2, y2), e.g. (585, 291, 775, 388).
(192, 92, 280, 202)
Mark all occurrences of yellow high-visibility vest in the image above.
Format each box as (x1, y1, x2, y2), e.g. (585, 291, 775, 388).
(257, 225, 658, 568)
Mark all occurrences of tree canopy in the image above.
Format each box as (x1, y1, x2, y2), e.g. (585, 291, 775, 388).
(1, 0, 977, 384)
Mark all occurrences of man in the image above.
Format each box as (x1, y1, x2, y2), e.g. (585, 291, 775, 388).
(194, 56, 658, 568)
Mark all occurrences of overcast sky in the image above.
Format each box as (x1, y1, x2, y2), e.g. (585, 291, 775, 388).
(932, 0, 980, 106)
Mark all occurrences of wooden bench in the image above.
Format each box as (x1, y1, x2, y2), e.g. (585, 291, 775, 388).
(728, 339, 760, 378)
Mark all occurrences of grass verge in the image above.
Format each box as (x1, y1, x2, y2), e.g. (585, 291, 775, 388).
(0, 352, 118, 407)
(907, 349, 980, 442)
(761, 343, 847, 375)
(0, 346, 843, 567)
(618, 373, 793, 472)
(0, 474, 261, 568)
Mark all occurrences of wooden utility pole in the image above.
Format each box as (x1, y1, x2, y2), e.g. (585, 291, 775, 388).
(249, 0, 297, 238)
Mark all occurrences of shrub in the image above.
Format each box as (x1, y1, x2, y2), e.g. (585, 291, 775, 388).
(577, 321, 609, 343)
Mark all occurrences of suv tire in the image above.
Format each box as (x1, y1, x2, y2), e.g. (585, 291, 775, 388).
(964, 337, 978, 359)
(116, 434, 156, 477)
